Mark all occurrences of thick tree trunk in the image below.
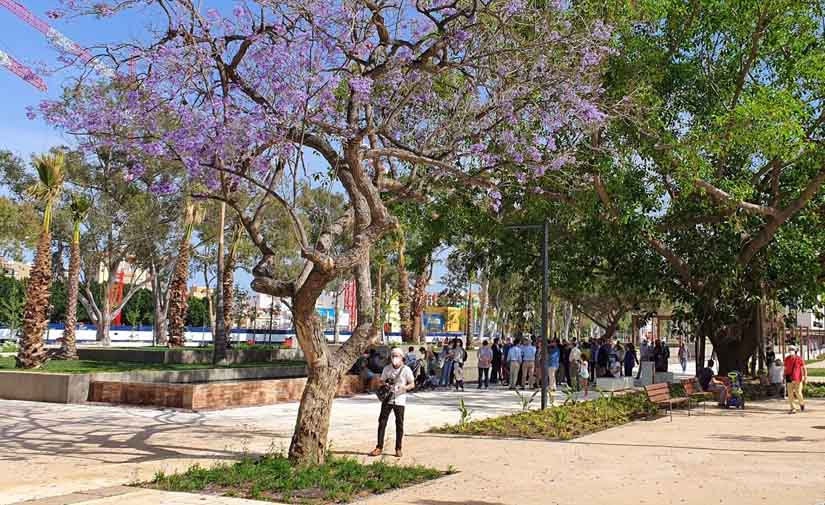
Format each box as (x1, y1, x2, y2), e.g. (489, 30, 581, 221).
(57, 238, 81, 359)
(289, 360, 342, 464)
(711, 308, 760, 376)
(288, 284, 342, 464)
(17, 232, 52, 368)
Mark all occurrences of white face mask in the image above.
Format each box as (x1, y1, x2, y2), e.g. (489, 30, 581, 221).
(391, 356, 402, 367)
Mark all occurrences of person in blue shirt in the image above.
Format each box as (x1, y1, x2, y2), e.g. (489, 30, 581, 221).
(521, 338, 537, 389)
(508, 337, 523, 390)
(547, 339, 561, 391)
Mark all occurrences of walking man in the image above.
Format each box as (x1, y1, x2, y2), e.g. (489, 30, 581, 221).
(784, 345, 808, 414)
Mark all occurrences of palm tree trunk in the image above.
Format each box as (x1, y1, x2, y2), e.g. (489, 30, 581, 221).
(167, 234, 191, 347)
(221, 245, 236, 338)
(16, 232, 52, 368)
(57, 236, 81, 359)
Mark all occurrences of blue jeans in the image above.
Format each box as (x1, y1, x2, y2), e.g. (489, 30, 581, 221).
(440, 360, 454, 386)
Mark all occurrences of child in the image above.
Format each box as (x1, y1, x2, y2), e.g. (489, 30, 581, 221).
(769, 358, 785, 398)
(453, 360, 465, 391)
(579, 356, 590, 399)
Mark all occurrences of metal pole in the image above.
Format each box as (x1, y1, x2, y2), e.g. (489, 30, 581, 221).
(541, 220, 549, 410)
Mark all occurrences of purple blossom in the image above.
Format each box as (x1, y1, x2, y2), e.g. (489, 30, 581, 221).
(349, 76, 373, 101)
(25, 106, 36, 120)
(504, 0, 526, 17)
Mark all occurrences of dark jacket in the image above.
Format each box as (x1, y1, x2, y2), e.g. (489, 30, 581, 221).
(492, 344, 503, 365)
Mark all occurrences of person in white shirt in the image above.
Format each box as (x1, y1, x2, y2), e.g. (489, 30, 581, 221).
(370, 347, 416, 458)
(769, 358, 785, 398)
(569, 342, 582, 390)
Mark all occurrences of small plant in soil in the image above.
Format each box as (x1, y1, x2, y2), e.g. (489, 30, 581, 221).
(145, 453, 447, 504)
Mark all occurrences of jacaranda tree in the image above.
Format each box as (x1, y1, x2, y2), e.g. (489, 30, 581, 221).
(39, 0, 612, 463)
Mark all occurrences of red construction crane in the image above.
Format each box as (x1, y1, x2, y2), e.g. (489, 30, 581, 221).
(0, 48, 46, 91)
(0, 0, 114, 78)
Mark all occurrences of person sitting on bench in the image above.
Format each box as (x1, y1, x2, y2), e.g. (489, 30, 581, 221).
(698, 360, 728, 407)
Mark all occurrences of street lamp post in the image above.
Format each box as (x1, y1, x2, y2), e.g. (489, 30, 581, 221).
(504, 220, 550, 409)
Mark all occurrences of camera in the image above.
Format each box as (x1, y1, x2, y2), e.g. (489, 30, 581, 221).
(384, 377, 396, 385)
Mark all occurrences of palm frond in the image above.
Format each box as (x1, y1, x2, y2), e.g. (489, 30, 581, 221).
(69, 194, 92, 224)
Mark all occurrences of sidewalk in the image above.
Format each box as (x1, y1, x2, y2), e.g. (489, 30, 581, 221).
(5, 365, 822, 505)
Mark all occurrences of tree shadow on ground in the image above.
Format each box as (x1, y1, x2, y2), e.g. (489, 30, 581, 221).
(0, 402, 288, 465)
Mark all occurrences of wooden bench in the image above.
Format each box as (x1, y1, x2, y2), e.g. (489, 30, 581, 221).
(682, 379, 714, 413)
(644, 383, 691, 421)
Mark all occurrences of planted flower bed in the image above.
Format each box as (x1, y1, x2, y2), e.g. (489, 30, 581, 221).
(144, 454, 448, 504)
(431, 391, 657, 441)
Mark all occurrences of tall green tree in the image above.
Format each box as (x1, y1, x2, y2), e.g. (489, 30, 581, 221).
(568, 0, 825, 372)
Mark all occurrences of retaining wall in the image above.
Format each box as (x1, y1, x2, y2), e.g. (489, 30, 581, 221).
(88, 374, 366, 410)
(0, 372, 90, 403)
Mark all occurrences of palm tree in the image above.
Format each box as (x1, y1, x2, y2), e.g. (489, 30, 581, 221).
(56, 194, 91, 360)
(167, 201, 200, 347)
(16, 152, 65, 368)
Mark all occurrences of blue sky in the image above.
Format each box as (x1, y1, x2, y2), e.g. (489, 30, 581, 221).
(0, 0, 157, 157)
(0, 1, 450, 292)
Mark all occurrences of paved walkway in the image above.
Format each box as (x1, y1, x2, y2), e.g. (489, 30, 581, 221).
(2, 373, 824, 505)
(0, 385, 577, 504)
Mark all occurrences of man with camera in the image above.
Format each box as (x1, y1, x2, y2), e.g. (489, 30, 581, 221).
(369, 347, 416, 458)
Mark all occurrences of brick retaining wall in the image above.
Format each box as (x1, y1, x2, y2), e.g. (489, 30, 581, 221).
(88, 374, 366, 410)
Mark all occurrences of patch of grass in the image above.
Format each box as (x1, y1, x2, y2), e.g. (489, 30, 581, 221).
(144, 454, 447, 504)
(432, 391, 657, 441)
(804, 383, 825, 398)
(806, 368, 825, 377)
(0, 357, 305, 373)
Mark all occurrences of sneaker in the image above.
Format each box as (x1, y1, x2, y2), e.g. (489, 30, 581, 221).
(368, 448, 383, 457)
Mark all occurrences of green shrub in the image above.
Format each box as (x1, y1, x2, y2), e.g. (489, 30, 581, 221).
(432, 391, 656, 441)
